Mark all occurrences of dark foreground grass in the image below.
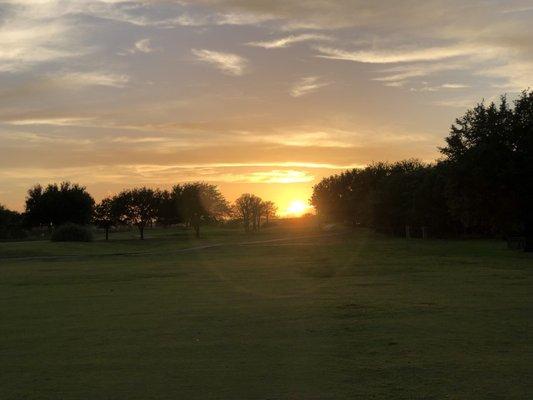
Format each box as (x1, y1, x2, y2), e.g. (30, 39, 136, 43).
(1, 227, 532, 399)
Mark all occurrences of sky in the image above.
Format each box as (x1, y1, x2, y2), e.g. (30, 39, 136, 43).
(1, 0, 532, 213)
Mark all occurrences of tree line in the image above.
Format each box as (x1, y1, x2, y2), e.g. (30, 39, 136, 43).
(0, 182, 277, 240)
(311, 90, 533, 251)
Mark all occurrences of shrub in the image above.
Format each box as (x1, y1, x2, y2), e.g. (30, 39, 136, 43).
(0, 227, 28, 241)
(51, 223, 93, 242)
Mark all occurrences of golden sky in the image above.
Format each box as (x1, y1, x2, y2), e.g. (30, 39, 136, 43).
(1, 1, 532, 214)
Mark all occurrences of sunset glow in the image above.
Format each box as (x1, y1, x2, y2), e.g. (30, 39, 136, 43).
(285, 200, 309, 216)
(0, 1, 530, 211)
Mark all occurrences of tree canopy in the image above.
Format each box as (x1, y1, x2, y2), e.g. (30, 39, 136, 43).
(112, 188, 161, 239)
(174, 182, 229, 237)
(312, 89, 533, 247)
(25, 182, 94, 227)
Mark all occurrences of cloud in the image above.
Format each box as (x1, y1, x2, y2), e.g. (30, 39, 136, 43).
(372, 61, 471, 87)
(315, 45, 475, 64)
(53, 72, 130, 88)
(6, 117, 96, 127)
(218, 170, 314, 184)
(408, 82, 470, 92)
(433, 97, 483, 108)
(290, 76, 330, 97)
(476, 60, 533, 91)
(0, 12, 81, 72)
(248, 33, 332, 49)
(192, 49, 248, 76)
(441, 83, 469, 89)
(119, 38, 155, 55)
(134, 38, 153, 53)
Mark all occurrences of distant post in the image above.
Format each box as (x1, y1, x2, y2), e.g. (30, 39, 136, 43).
(405, 225, 411, 239)
(421, 226, 427, 239)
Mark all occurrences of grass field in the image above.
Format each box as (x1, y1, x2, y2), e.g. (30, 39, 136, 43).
(1, 224, 532, 399)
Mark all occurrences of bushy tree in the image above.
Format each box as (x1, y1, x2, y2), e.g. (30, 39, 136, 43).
(440, 91, 533, 240)
(51, 223, 93, 242)
(174, 182, 228, 238)
(0, 204, 25, 240)
(233, 194, 262, 233)
(311, 160, 454, 237)
(25, 182, 94, 227)
(156, 190, 181, 227)
(311, 89, 533, 248)
(112, 188, 161, 239)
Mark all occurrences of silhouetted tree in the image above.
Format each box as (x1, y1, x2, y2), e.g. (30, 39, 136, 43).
(0, 204, 25, 240)
(93, 197, 117, 240)
(112, 188, 161, 239)
(440, 91, 533, 241)
(174, 182, 228, 238)
(156, 190, 181, 227)
(251, 197, 263, 231)
(311, 89, 533, 248)
(234, 194, 262, 233)
(25, 182, 94, 227)
(262, 201, 277, 225)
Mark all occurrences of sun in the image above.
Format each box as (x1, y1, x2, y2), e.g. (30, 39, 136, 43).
(286, 199, 308, 216)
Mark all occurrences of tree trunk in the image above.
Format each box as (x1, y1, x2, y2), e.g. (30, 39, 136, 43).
(105, 227, 109, 241)
(139, 224, 144, 240)
(405, 225, 411, 239)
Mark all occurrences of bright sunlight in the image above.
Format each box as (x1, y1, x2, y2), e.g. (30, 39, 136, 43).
(286, 200, 308, 216)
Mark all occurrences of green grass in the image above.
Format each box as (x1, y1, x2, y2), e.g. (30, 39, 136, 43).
(1, 225, 532, 399)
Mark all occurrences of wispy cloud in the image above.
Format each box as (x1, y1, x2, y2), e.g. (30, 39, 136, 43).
(192, 49, 248, 76)
(0, 15, 81, 72)
(219, 170, 314, 184)
(441, 83, 469, 89)
(248, 33, 332, 49)
(433, 97, 483, 108)
(6, 117, 96, 127)
(476, 60, 533, 92)
(409, 83, 470, 92)
(55, 72, 130, 88)
(315, 45, 475, 64)
(290, 76, 330, 97)
(372, 61, 471, 87)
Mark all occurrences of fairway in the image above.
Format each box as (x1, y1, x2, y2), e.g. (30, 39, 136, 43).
(1, 227, 532, 399)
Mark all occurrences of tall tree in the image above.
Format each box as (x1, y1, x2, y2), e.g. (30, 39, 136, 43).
(511, 91, 533, 250)
(440, 92, 532, 238)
